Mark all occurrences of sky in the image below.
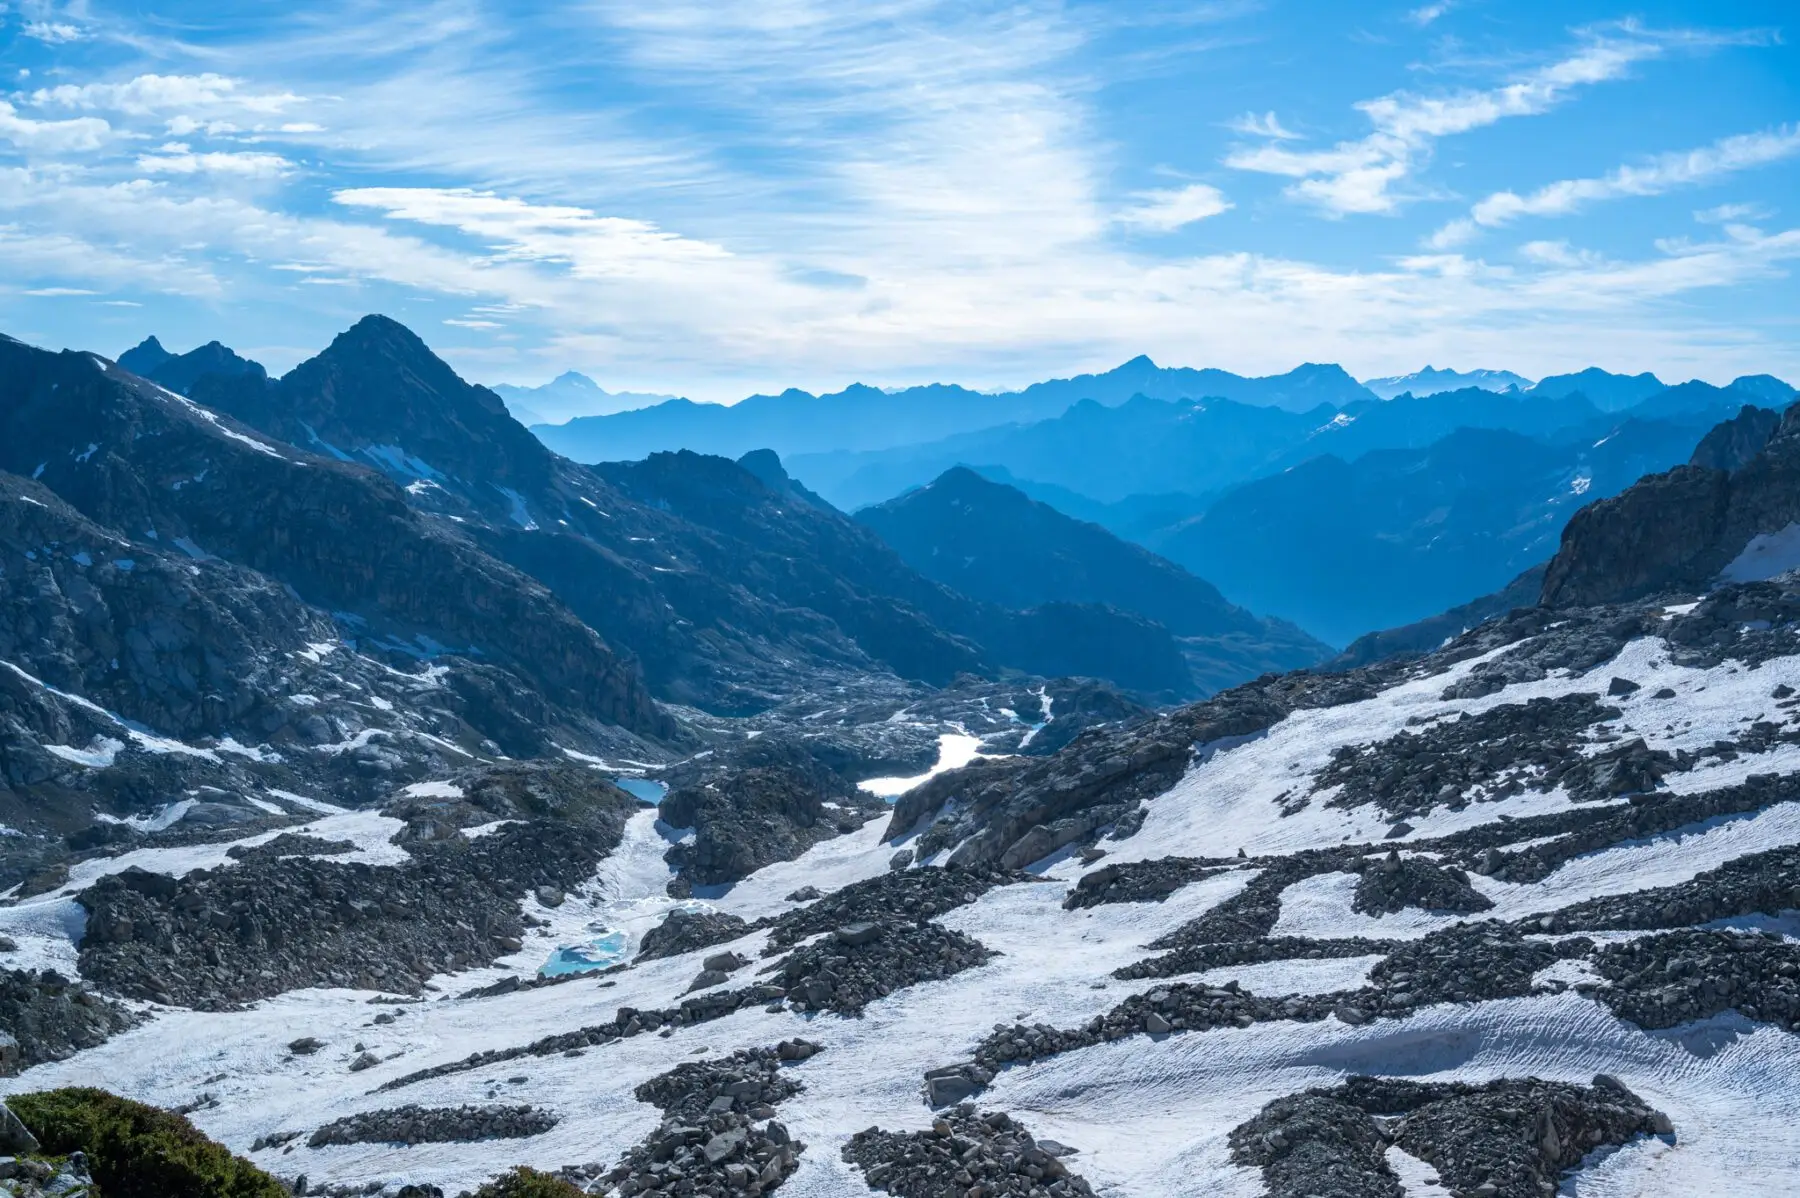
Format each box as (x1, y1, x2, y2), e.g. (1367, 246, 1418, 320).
(0, 0, 1796, 402)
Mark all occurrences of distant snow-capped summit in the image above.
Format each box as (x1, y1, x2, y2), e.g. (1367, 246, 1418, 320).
(1362, 365, 1532, 399)
(489, 371, 677, 425)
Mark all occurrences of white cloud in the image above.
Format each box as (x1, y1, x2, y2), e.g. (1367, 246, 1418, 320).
(1227, 35, 1662, 215)
(1517, 240, 1601, 267)
(332, 188, 731, 278)
(1408, 3, 1454, 28)
(22, 286, 97, 296)
(0, 99, 109, 152)
(1115, 183, 1231, 231)
(1696, 201, 1774, 224)
(1225, 110, 1300, 140)
(444, 318, 500, 329)
(1458, 125, 1800, 233)
(135, 149, 294, 176)
(23, 21, 83, 43)
(30, 74, 302, 117)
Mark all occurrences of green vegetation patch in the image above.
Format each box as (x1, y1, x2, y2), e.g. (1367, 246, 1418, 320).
(468, 1168, 587, 1198)
(6, 1087, 286, 1198)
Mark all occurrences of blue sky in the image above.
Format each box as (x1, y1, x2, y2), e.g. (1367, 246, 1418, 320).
(0, 0, 1796, 401)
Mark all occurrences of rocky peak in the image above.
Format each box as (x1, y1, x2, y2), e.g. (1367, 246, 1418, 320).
(139, 340, 266, 397)
(204, 314, 554, 503)
(735, 448, 831, 509)
(116, 335, 172, 376)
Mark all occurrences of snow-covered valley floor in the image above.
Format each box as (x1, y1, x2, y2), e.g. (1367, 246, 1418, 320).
(5, 631, 1800, 1195)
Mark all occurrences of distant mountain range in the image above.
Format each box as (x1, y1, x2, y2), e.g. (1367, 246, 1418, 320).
(489, 372, 677, 425)
(93, 331, 1800, 655)
(531, 357, 1376, 464)
(788, 374, 1762, 513)
(1362, 365, 1532, 399)
(80, 321, 1356, 704)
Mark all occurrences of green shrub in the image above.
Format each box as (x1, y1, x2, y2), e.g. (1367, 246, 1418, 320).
(6, 1087, 287, 1198)
(469, 1167, 587, 1198)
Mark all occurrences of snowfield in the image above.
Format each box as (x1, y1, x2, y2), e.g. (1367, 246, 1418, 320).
(5, 632, 1800, 1195)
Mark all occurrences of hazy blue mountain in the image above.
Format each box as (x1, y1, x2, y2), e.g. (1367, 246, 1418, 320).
(1157, 417, 1715, 646)
(795, 394, 1320, 509)
(1529, 367, 1665, 411)
(531, 357, 1375, 465)
(966, 465, 1214, 547)
(1724, 374, 1797, 406)
(800, 373, 1775, 521)
(856, 467, 1329, 693)
(115, 336, 266, 396)
(491, 371, 675, 425)
(1362, 366, 1532, 399)
(1009, 357, 1373, 414)
(1623, 379, 1780, 424)
(534, 383, 1005, 463)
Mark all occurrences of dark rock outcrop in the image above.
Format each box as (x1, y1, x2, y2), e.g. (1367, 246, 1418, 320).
(1542, 401, 1800, 606)
(844, 1105, 1095, 1197)
(0, 969, 140, 1072)
(77, 803, 635, 1008)
(1230, 1075, 1670, 1198)
(306, 1104, 556, 1148)
(660, 739, 877, 888)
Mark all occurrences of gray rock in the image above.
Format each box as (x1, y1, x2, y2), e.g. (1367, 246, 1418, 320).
(926, 1074, 977, 1107)
(834, 922, 882, 947)
(0, 1103, 39, 1154)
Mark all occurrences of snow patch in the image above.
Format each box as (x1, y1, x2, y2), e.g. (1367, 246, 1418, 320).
(1721, 522, 1800, 584)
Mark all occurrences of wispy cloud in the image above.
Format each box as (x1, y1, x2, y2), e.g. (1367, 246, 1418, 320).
(0, 0, 1795, 392)
(1225, 110, 1300, 139)
(1227, 32, 1664, 215)
(1115, 183, 1232, 231)
(23, 20, 83, 43)
(332, 189, 732, 276)
(1696, 201, 1775, 224)
(1407, 3, 1454, 28)
(1432, 125, 1800, 245)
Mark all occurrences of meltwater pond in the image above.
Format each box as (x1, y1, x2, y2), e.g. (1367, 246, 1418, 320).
(539, 929, 630, 977)
(614, 777, 668, 805)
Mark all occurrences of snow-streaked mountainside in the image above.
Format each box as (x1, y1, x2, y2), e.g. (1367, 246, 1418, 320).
(6, 321, 1800, 1198)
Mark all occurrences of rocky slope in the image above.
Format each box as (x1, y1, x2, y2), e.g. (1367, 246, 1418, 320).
(0, 334, 685, 890)
(1543, 401, 1800, 606)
